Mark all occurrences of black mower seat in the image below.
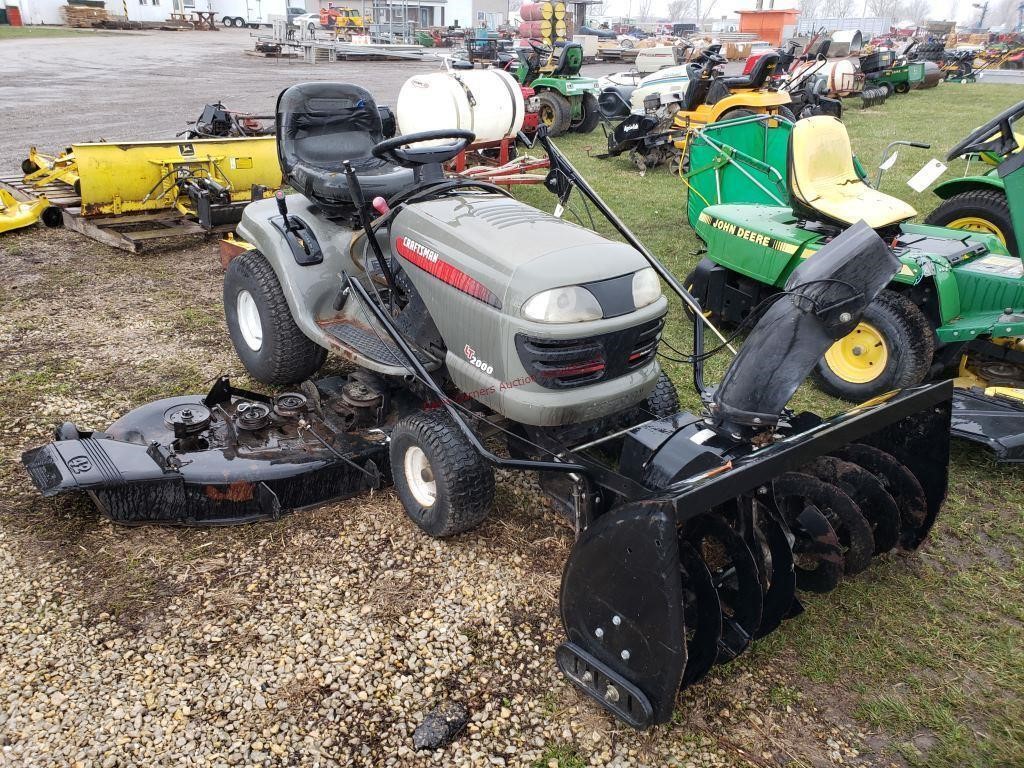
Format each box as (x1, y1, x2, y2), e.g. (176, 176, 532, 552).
(551, 42, 584, 77)
(277, 82, 414, 209)
(788, 115, 917, 229)
(721, 51, 781, 89)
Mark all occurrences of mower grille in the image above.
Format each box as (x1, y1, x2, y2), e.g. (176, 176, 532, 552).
(516, 317, 664, 389)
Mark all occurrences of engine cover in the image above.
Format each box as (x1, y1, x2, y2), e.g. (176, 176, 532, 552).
(388, 192, 668, 425)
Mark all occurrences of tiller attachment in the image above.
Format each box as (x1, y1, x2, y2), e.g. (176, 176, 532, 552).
(557, 222, 952, 728)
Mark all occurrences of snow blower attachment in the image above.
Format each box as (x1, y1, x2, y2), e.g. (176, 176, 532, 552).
(22, 94, 951, 729)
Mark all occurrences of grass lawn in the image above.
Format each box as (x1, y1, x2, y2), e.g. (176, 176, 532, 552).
(519, 83, 1024, 767)
(0, 25, 112, 39)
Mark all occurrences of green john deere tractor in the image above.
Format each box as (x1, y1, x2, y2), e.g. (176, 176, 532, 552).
(683, 113, 1024, 461)
(924, 99, 1024, 258)
(511, 39, 600, 137)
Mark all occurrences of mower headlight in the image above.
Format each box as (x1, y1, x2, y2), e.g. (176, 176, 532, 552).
(632, 267, 662, 309)
(522, 286, 603, 323)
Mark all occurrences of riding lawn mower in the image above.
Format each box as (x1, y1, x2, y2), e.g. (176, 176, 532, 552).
(925, 99, 1024, 258)
(683, 113, 1024, 461)
(22, 83, 954, 728)
(603, 44, 794, 171)
(506, 40, 600, 137)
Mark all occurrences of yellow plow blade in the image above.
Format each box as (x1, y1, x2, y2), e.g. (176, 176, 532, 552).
(72, 137, 281, 216)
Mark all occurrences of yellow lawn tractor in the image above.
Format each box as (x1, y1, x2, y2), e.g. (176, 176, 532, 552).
(605, 44, 792, 170)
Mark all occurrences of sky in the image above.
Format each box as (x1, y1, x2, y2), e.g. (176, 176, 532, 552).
(597, 0, 972, 23)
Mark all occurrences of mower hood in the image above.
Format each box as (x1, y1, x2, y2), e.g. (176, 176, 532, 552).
(711, 221, 900, 432)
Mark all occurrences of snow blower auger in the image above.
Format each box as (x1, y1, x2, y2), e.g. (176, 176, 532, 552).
(22, 84, 951, 730)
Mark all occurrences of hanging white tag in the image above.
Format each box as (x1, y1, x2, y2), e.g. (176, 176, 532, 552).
(879, 151, 899, 171)
(906, 159, 947, 193)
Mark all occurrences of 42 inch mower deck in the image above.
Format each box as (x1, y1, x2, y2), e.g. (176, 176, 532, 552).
(21, 91, 955, 729)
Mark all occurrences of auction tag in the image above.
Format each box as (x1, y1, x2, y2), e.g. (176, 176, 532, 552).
(906, 159, 947, 192)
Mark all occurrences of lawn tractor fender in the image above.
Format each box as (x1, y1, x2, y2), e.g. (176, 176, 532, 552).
(233, 194, 404, 374)
(706, 91, 792, 121)
(933, 174, 1004, 200)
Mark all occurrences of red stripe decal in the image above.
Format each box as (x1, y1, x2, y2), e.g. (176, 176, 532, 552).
(394, 237, 502, 309)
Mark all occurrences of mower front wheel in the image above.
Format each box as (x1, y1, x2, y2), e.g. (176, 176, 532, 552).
(390, 410, 495, 538)
(644, 371, 680, 418)
(815, 289, 934, 401)
(893, 81, 910, 94)
(572, 93, 601, 134)
(537, 91, 572, 137)
(223, 250, 327, 386)
(924, 189, 1018, 257)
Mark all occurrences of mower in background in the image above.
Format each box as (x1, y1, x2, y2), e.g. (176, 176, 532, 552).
(683, 114, 1024, 461)
(506, 39, 600, 137)
(924, 100, 1024, 258)
(22, 84, 955, 729)
(860, 44, 926, 96)
(603, 44, 793, 171)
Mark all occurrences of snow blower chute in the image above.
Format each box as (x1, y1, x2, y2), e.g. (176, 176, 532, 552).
(22, 91, 952, 729)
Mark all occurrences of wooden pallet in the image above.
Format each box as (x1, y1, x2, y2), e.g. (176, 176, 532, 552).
(0, 176, 229, 254)
(1, 174, 79, 208)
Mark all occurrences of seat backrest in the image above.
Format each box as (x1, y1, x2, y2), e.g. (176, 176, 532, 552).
(788, 115, 858, 206)
(276, 82, 384, 177)
(745, 51, 780, 88)
(682, 62, 706, 110)
(552, 42, 583, 76)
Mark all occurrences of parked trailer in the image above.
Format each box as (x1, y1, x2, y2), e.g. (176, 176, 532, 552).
(210, 0, 304, 28)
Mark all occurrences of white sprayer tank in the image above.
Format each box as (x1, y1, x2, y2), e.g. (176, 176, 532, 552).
(397, 69, 525, 144)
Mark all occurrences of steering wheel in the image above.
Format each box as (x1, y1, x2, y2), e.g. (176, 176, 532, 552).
(372, 129, 476, 168)
(527, 38, 552, 57)
(946, 100, 1024, 161)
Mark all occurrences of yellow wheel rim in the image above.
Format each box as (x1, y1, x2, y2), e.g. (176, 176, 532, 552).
(945, 216, 1007, 246)
(824, 322, 889, 384)
(539, 105, 555, 126)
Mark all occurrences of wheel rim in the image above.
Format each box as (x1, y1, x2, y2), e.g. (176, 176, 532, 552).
(823, 322, 888, 384)
(236, 290, 263, 352)
(539, 104, 555, 126)
(403, 446, 436, 507)
(945, 215, 1007, 245)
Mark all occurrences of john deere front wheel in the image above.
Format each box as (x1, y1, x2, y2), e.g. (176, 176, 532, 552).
(924, 189, 1017, 257)
(814, 290, 934, 402)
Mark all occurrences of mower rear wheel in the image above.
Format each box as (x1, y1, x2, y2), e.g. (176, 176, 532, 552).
(775, 105, 796, 122)
(924, 189, 1017, 257)
(390, 410, 495, 537)
(815, 290, 934, 401)
(717, 108, 756, 123)
(224, 250, 327, 386)
(537, 91, 572, 137)
(572, 93, 601, 134)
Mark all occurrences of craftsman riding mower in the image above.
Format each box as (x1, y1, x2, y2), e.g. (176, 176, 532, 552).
(925, 99, 1024, 258)
(23, 83, 955, 727)
(605, 44, 793, 171)
(506, 39, 600, 137)
(683, 114, 1024, 460)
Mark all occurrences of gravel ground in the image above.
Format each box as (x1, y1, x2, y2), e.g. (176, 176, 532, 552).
(0, 227, 888, 766)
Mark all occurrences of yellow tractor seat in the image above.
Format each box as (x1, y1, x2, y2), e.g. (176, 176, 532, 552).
(788, 115, 917, 229)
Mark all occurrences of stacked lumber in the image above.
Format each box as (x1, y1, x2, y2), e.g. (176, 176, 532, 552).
(61, 4, 109, 27)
